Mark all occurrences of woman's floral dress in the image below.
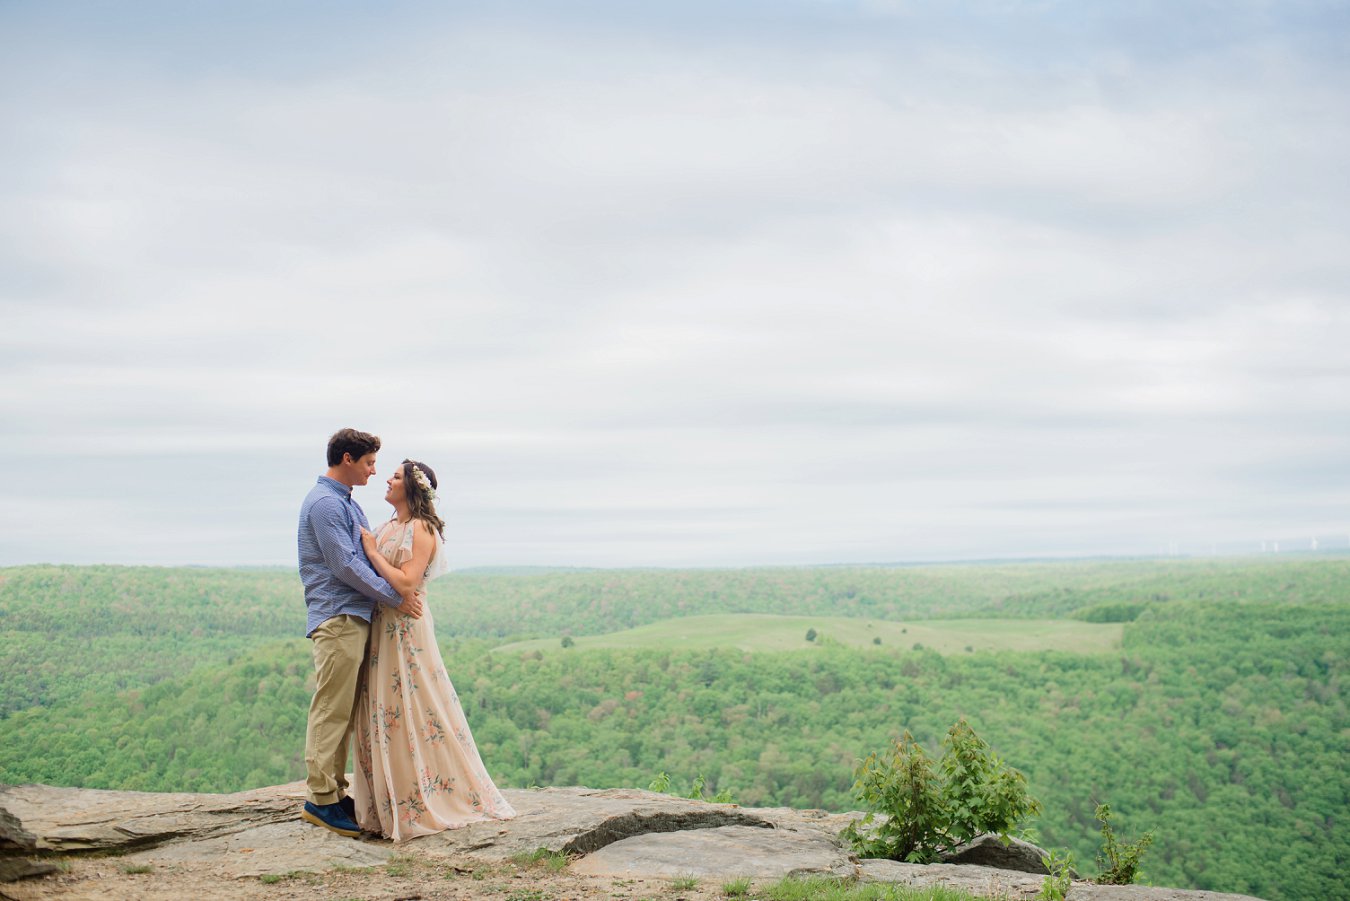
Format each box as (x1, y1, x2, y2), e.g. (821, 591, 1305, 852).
(351, 519, 516, 841)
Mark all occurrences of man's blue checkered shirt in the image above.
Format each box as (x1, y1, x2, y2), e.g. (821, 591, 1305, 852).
(297, 476, 402, 637)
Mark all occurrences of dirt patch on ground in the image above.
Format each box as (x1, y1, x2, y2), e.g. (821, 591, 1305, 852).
(2, 854, 733, 901)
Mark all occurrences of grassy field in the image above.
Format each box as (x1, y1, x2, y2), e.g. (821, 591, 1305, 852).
(492, 613, 1123, 655)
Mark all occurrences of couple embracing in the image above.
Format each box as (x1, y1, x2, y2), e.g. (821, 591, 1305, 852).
(297, 428, 515, 841)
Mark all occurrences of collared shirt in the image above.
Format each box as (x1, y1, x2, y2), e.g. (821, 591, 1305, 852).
(297, 476, 403, 637)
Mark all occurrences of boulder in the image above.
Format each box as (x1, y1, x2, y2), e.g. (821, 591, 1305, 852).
(0, 807, 36, 854)
(941, 832, 1055, 874)
(0, 802, 58, 885)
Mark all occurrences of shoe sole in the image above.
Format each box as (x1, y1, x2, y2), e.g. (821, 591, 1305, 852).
(300, 808, 361, 837)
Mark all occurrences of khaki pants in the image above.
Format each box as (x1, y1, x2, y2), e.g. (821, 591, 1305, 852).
(304, 614, 370, 805)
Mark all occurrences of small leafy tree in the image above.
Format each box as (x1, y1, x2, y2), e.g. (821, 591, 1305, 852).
(805, 628, 818, 642)
(841, 731, 943, 860)
(1037, 849, 1075, 901)
(941, 719, 1039, 843)
(841, 719, 1041, 863)
(1093, 803, 1154, 885)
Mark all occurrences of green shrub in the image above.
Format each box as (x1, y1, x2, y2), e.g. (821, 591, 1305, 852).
(647, 770, 734, 804)
(1036, 849, 1074, 900)
(841, 719, 1041, 863)
(1093, 803, 1154, 885)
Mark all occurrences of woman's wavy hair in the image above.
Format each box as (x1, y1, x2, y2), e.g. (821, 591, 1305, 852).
(402, 459, 446, 540)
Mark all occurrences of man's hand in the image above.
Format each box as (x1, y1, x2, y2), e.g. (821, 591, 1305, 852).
(398, 590, 425, 619)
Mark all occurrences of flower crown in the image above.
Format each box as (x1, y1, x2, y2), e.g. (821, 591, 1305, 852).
(410, 465, 437, 502)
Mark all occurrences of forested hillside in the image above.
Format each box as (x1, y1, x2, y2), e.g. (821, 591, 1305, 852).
(1, 560, 1346, 900)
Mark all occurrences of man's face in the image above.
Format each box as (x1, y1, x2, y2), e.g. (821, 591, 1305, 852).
(346, 452, 379, 486)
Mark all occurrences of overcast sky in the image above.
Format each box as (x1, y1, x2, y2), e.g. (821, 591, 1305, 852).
(3, 1, 1348, 570)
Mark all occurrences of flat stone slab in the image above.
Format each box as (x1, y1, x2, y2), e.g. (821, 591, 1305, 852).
(121, 820, 397, 879)
(570, 823, 853, 880)
(860, 858, 1046, 897)
(858, 859, 1266, 901)
(0, 782, 395, 880)
(0, 783, 298, 854)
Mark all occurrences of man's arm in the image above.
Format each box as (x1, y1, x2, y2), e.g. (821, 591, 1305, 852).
(308, 497, 416, 612)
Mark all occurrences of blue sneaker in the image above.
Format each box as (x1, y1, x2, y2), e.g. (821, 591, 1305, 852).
(337, 795, 356, 820)
(301, 801, 361, 837)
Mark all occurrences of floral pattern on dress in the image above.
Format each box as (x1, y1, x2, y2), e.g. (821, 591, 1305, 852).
(350, 518, 516, 842)
(421, 766, 452, 795)
(421, 711, 447, 745)
(374, 702, 402, 748)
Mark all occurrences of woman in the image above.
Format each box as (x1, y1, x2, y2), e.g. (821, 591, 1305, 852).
(350, 459, 516, 841)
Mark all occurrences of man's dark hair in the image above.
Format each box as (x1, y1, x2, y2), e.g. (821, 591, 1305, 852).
(327, 428, 381, 467)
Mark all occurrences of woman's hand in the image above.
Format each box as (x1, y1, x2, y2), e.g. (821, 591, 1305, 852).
(360, 527, 377, 555)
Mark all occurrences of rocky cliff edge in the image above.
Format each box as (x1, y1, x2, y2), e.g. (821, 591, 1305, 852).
(0, 782, 1265, 901)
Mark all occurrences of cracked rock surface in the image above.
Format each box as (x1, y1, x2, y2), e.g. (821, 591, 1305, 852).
(1, 782, 1267, 900)
(413, 786, 783, 859)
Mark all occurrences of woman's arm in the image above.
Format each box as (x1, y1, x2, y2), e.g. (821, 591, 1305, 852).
(361, 523, 436, 602)
(308, 497, 405, 608)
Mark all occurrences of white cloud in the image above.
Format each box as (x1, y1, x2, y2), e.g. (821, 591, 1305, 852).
(2, 4, 1348, 567)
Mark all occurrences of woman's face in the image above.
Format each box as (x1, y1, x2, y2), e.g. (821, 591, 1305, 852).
(384, 467, 407, 506)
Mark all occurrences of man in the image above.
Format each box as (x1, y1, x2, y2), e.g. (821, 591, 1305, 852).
(297, 427, 424, 836)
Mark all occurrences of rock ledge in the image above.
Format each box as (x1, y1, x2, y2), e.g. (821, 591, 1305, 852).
(0, 782, 1266, 901)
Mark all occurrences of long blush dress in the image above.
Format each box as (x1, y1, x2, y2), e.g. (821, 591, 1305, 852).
(350, 519, 516, 841)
